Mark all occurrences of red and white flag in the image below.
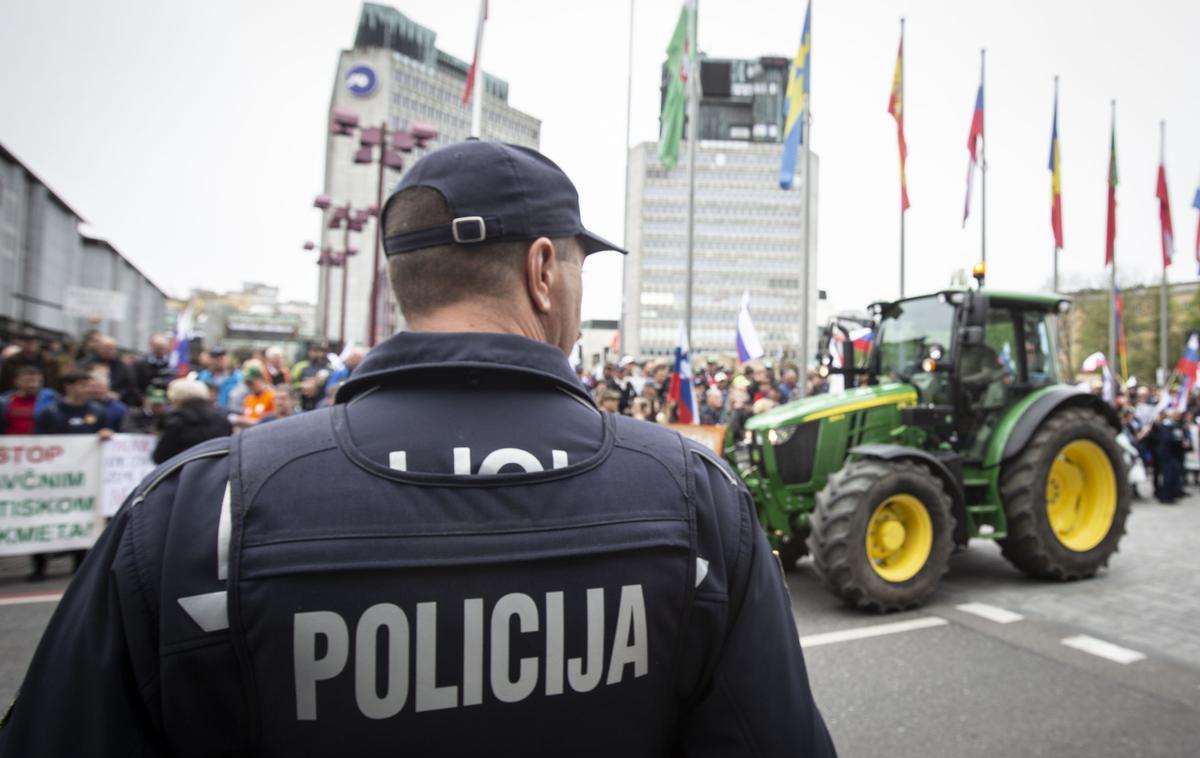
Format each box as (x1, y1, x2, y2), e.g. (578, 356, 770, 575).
(1157, 152, 1175, 270)
(963, 84, 984, 226)
(462, 1, 488, 105)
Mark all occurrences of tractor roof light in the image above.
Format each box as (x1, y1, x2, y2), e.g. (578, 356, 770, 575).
(972, 262, 986, 286)
(1057, 299, 1072, 314)
(921, 358, 937, 373)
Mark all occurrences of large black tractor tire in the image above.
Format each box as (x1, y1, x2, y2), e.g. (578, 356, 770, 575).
(999, 407, 1130, 580)
(807, 459, 956, 612)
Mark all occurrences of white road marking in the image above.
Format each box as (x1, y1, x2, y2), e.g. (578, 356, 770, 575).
(0, 592, 63, 607)
(956, 602, 1024, 624)
(800, 616, 947, 648)
(1061, 634, 1146, 664)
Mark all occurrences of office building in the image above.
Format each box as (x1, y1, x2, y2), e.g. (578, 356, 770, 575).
(623, 56, 819, 361)
(318, 2, 541, 347)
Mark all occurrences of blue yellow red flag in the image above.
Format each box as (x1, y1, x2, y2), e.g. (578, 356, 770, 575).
(1049, 88, 1063, 250)
(779, 2, 811, 190)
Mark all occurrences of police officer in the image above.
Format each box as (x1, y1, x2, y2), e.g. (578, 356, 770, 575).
(0, 141, 834, 757)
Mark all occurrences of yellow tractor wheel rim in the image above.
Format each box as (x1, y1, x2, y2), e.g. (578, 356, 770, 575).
(1045, 439, 1117, 552)
(864, 494, 933, 582)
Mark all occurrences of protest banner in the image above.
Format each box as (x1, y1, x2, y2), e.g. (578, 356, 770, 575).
(101, 433, 157, 517)
(0, 436, 104, 556)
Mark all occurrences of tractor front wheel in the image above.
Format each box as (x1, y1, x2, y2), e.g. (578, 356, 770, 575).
(998, 408, 1130, 580)
(808, 459, 955, 612)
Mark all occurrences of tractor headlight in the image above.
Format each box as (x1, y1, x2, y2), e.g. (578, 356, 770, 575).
(767, 426, 798, 446)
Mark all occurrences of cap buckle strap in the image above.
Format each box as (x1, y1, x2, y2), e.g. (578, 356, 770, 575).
(451, 216, 487, 244)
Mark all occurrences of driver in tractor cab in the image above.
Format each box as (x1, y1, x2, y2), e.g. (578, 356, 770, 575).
(959, 340, 1010, 454)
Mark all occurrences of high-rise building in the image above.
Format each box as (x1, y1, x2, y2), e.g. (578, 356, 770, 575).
(319, 2, 541, 347)
(623, 56, 818, 361)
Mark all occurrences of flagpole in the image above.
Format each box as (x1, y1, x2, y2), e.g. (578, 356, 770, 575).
(1108, 100, 1117, 387)
(899, 17, 906, 299)
(1160, 119, 1169, 385)
(684, 0, 698, 351)
(980, 48, 987, 266)
(620, 0, 635, 356)
(470, 0, 486, 138)
(1052, 75, 1059, 293)
(798, 32, 815, 399)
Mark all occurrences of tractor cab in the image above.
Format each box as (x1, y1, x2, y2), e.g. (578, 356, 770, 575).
(868, 287, 1071, 459)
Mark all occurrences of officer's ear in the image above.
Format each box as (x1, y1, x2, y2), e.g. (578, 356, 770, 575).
(524, 236, 557, 314)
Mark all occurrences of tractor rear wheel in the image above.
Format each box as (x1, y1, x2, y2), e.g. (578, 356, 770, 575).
(808, 459, 955, 612)
(999, 407, 1130, 580)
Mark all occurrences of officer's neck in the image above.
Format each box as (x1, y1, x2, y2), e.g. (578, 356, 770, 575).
(407, 299, 551, 346)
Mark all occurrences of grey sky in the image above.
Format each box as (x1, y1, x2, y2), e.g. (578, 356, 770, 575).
(1, 0, 1197, 324)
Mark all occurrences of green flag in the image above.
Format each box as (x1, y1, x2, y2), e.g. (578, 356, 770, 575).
(658, 4, 691, 170)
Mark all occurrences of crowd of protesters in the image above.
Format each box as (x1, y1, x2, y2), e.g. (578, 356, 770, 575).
(577, 355, 831, 443)
(0, 326, 361, 579)
(1112, 384, 1200, 505)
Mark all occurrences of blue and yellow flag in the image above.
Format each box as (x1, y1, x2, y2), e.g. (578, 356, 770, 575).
(779, 2, 811, 190)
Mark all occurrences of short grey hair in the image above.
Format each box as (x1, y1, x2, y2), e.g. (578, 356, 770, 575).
(167, 378, 209, 405)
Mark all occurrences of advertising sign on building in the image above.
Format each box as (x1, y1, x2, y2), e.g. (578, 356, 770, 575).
(0, 437, 104, 556)
(345, 64, 377, 97)
(64, 286, 129, 323)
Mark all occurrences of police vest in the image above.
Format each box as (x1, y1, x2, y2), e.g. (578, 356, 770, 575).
(153, 409, 744, 756)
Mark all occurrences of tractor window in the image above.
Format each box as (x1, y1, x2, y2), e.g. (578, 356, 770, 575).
(873, 297, 955, 384)
(961, 308, 1016, 411)
(1022, 311, 1061, 387)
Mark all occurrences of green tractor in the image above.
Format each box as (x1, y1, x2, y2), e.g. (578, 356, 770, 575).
(731, 285, 1130, 612)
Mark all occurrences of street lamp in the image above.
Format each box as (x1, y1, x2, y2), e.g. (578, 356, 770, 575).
(301, 238, 334, 339)
(311, 193, 371, 348)
(302, 242, 339, 340)
(330, 107, 438, 345)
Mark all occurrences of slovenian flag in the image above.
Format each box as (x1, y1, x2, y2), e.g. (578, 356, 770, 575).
(1172, 334, 1196, 410)
(963, 83, 984, 226)
(1176, 332, 1199, 386)
(736, 290, 765, 362)
(170, 306, 193, 377)
(849, 327, 874, 353)
(669, 324, 698, 425)
(779, 1, 811, 190)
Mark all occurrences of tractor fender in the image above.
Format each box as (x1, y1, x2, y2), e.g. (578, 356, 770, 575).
(990, 386, 1121, 467)
(848, 444, 968, 545)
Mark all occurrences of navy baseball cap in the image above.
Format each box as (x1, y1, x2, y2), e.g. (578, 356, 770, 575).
(382, 140, 627, 257)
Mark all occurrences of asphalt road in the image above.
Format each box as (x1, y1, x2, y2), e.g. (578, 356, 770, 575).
(790, 492, 1200, 757)
(2, 492, 1199, 756)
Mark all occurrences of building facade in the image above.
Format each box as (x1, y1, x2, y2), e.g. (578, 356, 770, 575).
(173, 283, 318, 364)
(1, 143, 167, 350)
(318, 2, 541, 348)
(622, 56, 819, 362)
